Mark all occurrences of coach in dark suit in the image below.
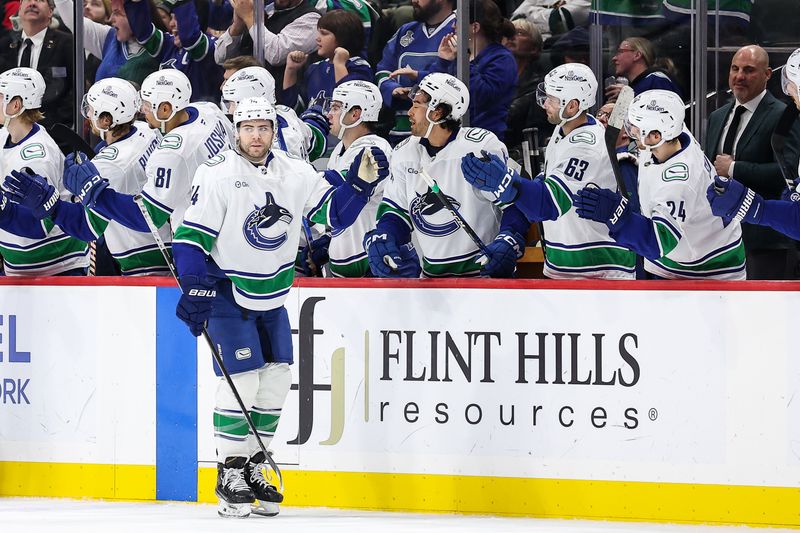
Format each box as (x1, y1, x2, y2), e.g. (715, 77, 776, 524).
(0, 0, 73, 129)
(705, 45, 799, 279)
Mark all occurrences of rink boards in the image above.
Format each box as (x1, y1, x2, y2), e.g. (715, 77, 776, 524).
(2, 277, 800, 527)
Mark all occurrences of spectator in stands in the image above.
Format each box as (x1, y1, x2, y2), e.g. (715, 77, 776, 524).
(705, 44, 800, 279)
(389, 0, 516, 140)
(123, 0, 223, 102)
(505, 18, 548, 158)
(207, 0, 232, 32)
(375, 0, 455, 144)
(510, 0, 589, 41)
(549, 24, 588, 66)
(214, 0, 320, 102)
(0, 0, 74, 128)
(282, 9, 371, 109)
(54, 0, 159, 85)
(605, 36, 682, 102)
(312, 0, 374, 43)
(84, 0, 110, 22)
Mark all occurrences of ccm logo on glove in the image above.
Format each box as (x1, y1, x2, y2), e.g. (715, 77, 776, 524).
(77, 175, 104, 203)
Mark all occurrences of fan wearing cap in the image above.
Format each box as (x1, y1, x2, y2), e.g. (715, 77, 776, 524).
(365, 72, 529, 278)
(707, 47, 800, 242)
(574, 89, 746, 280)
(0, 67, 89, 276)
(4, 77, 172, 275)
(168, 96, 387, 516)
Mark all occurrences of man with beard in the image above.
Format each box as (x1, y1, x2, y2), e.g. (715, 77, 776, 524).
(375, 0, 455, 144)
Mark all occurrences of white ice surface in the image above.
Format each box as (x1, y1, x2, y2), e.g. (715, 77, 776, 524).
(0, 498, 793, 533)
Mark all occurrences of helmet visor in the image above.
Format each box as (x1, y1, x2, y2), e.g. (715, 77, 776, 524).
(222, 99, 238, 115)
(140, 99, 153, 116)
(623, 117, 641, 141)
(781, 67, 800, 99)
(80, 95, 92, 120)
(536, 82, 556, 109)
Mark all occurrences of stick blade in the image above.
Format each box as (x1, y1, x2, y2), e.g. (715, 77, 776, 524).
(607, 86, 635, 130)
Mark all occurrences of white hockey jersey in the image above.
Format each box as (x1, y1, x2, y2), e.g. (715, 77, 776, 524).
(541, 116, 636, 279)
(380, 127, 507, 277)
(276, 105, 313, 160)
(326, 134, 392, 277)
(0, 124, 89, 275)
(638, 131, 745, 280)
(173, 150, 336, 311)
(141, 103, 235, 232)
(85, 122, 172, 275)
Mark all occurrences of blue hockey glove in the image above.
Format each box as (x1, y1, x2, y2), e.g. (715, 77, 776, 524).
(300, 233, 331, 276)
(780, 177, 800, 202)
(176, 275, 217, 337)
(574, 186, 630, 230)
(63, 154, 109, 208)
(3, 168, 60, 219)
(461, 150, 519, 204)
(476, 231, 525, 278)
(364, 230, 421, 278)
(300, 105, 331, 138)
(705, 175, 763, 227)
(346, 147, 389, 197)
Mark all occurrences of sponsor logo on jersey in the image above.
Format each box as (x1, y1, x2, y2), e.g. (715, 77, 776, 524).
(569, 131, 596, 145)
(242, 192, 293, 251)
(409, 187, 461, 237)
(399, 30, 414, 47)
(663, 162, 689, 182)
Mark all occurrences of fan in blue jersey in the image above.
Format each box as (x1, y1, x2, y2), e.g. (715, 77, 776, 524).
(707, 47, 800, 241)
(170, 97, 386, 518)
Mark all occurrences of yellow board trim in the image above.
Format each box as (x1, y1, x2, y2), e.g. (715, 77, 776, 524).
(0, 462, 155, 500)
(200, 468, 800, 528)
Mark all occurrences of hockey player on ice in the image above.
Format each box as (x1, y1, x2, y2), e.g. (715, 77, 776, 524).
(707, 48, 800, 240)
(170, 97, 388, 517)
(574, 89, 747, 279)
(57, 69, 235, 238)
(461, 63, 637, 279)
(221, 63, 328, 161)
(0, 67, 90, 276)
(302, 80, 392, 277)
(366, 72, 530, 278)
(4, 78, 171, 276)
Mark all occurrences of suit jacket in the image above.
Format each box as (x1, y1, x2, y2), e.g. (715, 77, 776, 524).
(0, 27, 74, 129)
(705, 91, 800, 250)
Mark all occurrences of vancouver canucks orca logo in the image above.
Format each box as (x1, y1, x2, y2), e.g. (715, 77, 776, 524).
(243, 192, 293, 250)
(409, 188, 461, 237)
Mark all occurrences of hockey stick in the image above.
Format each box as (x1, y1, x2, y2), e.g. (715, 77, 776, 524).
(49, 123, 96, 158)
(132, 195, 284, 493)
(523, 127, 546, 252)
(771, 103, 799, 189)
(418, 168, 489, 256)
(603, 85, 635, 199)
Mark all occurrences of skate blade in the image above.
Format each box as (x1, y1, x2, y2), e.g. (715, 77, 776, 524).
(250, 500, 280, 517)
(217, 500, 252, 518)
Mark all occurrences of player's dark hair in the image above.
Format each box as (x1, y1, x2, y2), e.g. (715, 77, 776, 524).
(222, 56, 262, 72)
(469, 0, 506, 44)
(318, 9, 365, 58)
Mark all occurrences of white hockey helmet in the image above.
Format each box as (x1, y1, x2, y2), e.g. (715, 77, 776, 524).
(536, 63, 597, 125)
(140, 69, 192, 131)
(330, 80, 382, 139)
(782, 48, 800, 100)
(234, 97, 277, 127)
(0, 67, 45, 125)
(411, 73, 469, 138)
(81, 77, 141, 133)
(625, 89, 685, 150)
(221, 66, 277, 114)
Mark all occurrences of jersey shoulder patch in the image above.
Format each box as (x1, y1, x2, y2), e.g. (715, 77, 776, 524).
(569, 131, 597, 145)
(394, 136, 413, 150)
(95, 146, 119, 161)
(203, 154, 226, 167)
(20, 143, 46, 160)
(159, 134, 183, 150)
(463, 128, 491, 144)
(662, 162, 689, 182)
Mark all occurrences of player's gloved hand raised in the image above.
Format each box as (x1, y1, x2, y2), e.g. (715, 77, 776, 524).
(476, 231, 525, 278)
(364, 230, 421, 278)
(574, 186, 630, 230)
(300, 105, 330, 138)
(3, 168, 60, 219)
(461, 150, 519, 204)
(300, 233, 331, 276)
(176, 275, 217, 337)
(705, 175, 763, 227)
(780, 177, 800, 202)
(346, 147, 389, 197)
(64, 153, 109, 208)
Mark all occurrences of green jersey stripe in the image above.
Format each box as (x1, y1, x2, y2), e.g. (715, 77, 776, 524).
(213, 411, 249, 437)
(544, 244, 637, 270)
(377, 202, 413, 228)
(0, 235, 88, 266)
(545, 178, 573, 216)
(115, 248, 170, 273)
(654, 220, 680, 258)
(657, 239, 745, 273)
(142, 197, 171, 229)
(422, 255, 481, 277)
(330, 256, 370, 277)
(228, 266, 295, 296)
(173, 226, 216, 254)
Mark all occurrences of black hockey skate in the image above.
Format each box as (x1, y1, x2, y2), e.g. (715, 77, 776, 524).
(216, 457, 255, 518)
(244, 451, 283, 517)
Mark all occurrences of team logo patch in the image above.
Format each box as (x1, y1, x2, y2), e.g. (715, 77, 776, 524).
(399, 30, 414, 47)
(20, 143, 45, 160)
(569, 131, 596, 145)
(94, 146, 119, 161)
(235, 348, 252, 360)
(409, 188, 461, 237)
(663, 163, 689, 182)
(159, 134, 183, 150)
(243, 192, 293, 250)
